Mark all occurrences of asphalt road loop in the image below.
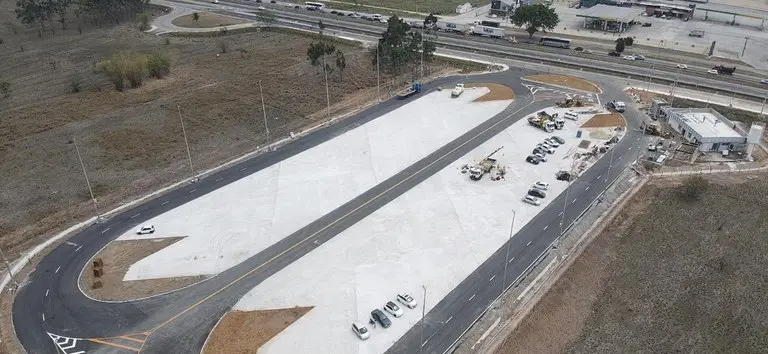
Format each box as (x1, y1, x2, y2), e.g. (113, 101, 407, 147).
(523, 75, 602, 94)
(464, 83, 516, 102)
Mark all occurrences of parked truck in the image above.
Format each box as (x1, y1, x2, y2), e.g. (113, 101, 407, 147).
(451, 83, 465, 97)
(469, 146, 503, 181)
(471, 25, 505, 38)
(607, 100, 626, 112)
(396, 81, 422, 99)
(528, 116, 556, 132)
(712, 64, 736, 75)
(537, 110, 565, 130)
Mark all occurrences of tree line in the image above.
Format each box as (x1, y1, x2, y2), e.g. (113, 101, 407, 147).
(15, 0, 150, 32)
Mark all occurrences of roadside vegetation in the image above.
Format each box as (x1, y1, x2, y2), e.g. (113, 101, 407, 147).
(510, 4, 559, 38)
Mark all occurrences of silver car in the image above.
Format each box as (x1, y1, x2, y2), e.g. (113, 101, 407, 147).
(523, 195, 541, 206)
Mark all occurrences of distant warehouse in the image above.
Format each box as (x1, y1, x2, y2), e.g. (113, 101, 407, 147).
(661, 107, 747, 152)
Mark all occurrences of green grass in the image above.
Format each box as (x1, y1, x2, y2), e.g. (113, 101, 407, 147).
(323, 0, 487, 16)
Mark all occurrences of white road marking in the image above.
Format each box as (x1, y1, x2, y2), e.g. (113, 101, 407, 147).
(468, 294, 476, 301)
(215, 177, 224, 182)
(55, 266, 60, 274)
(45, 289, 49, 297)
(130, 213, 140, 219)
(42, 313, 45, 322)
(240, 167, 248, 171)
(446, 316, 453, 324)
(189, 189, 198, 193)
(75, 246, 83, 253)
(543, 225, 549, 230)
(585, 186, 590, 190)
(422, 339, 430, 347)
(628, 147, 632, 150)
(509, 257, 515, 263)
(558, 211, 563, 216)
(489, 275, 496, 282)
(572, 198, 577, 204)
(161, 201, 169, 205)
(526, 241, 532, 246)
(597, 175, 601, 179)
(101, 228, 110, 234)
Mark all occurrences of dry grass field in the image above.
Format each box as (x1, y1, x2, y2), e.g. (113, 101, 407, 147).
(498, 174, 768, 354)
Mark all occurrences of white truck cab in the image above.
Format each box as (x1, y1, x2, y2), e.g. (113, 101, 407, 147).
(451, 83, 465, 98)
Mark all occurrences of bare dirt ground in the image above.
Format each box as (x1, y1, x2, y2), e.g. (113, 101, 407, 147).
(523, 75, 601, 93)
(79, 238, 207, 301)
(204, 307, 313, 353)
(171, 13, 247, 28)
(497, 174, 768, 354)
(581, 112, 626, 128)
(465, 82, 515, 102)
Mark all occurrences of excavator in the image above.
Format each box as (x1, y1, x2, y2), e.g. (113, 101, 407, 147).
(469, 146, 504, 181)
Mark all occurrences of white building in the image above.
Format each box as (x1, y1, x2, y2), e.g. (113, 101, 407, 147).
(663, 107, 747, 152)
(456, 2, 472, 14)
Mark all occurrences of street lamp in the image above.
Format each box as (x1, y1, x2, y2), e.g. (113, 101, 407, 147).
(420, 285, 427, 353)
(322, 55, 331, 120)
(73, 138, 101, 220)
(177, 105, 195, 180)
(501, 209, 517, 292)
(259, 80, 270, 146)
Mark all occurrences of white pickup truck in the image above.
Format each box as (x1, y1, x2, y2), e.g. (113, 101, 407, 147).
(451, 83, 465, 98)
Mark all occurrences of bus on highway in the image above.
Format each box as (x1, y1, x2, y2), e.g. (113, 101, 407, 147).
(539, 36, 571, 49)
(305, 1, 325, 10)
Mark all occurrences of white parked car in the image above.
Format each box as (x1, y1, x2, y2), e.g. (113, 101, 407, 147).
(544, 138, 560, 147)
(451, 83, 465, 98)
(136, 225, 155, 235)
(533, 181, 550, 190)
(677, 64, 688, 69)
(352, 322, 370, 340)
(707, 69, 718, 74)
(622, 55, 635, 61)
(384, 301, 404, 318)
(523, 195, 541, 206)
(397, 293, 417, 309)
(536, 144, 555, 154)
(534, 153, 547, 162)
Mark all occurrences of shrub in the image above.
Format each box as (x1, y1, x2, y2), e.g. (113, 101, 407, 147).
(147, 51, 171, 78)
(137, 12, 151, 31)
(70, 74, 83, 93)
(218, 40, 228, 53)
(124, 54, 147, 88)
(99, 54, 129, 91)
(0, 81, 10, 98)
(680, 175, 709, 201)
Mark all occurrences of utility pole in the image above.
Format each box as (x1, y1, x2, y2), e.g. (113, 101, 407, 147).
(259, 80, 270, 146)
(501, 210, 517, 293)
(741, 37, 748, 57)
(177, 105, 195, 179)
(323, 55, 331, 120)
(559, 163, 573, 235)
(760, 96, 766, 116)
(420, 25, 424, 80)
(420, 285, 426, 353)
(669, 68, 681, 107)
(376, 42, 380, 102)
(73, 138, 101, 220)
(0, 247, 18, 288)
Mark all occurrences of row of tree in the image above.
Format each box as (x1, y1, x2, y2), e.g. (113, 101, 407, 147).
(15, 0, 149, 32)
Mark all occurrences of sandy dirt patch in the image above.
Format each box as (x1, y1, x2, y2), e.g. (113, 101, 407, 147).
(79, 238, 207, 301)
(171, 13, 248, 28)
(524, 75, 601, 93)
(464, 82, 515, 101)
(581, 112, 626, 128)
(497, 174, 768, 353)
(204, 307, 313, 353)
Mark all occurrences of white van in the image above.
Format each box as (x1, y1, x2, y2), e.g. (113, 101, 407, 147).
(564, 111, 579, 121)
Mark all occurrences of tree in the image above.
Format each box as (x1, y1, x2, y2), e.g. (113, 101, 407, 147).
(374, 15, 435, 74)
(15, 0, 45, 32)
(136, 11, 150, 31)
(625, 37, 633, 46)
(254, 9, 275, 28)
(615, 39, 625, 53)
(510, 4, 559, 38)
(424, 13, 437, 28)
(335, 49, 346, 81)
(0, 81, 10, 98)
(680, 175, 708, 201)
(307, 41, 335, 71)
(192, 12, 199, 23)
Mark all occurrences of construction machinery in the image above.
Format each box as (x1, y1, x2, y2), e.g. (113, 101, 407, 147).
(396, 81, 422, 99)
(469, 146, 503, 181)
(712, 65, 736, 75)
(528, 116, 555, 132)
(538, 110, 565, 130)
(641, 121, 672, 138)
(556, 97, 584, 108)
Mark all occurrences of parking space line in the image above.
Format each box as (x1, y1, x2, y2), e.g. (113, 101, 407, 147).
(101, 228, 110, 234)
(509, 257, 515, 263)
(489, 275, 496, 282)
(130, 214, 139, 219)
(215, 177, 224, 182)
(468, 294, 476, 302)
(189, 189, 198, 194)
(161, 201, 169, 205)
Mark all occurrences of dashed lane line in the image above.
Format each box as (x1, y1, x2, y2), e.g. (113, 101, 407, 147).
(130, 214, 140, 219)
(508, 257, 515, 263)
(468, 294, 476, 302)
(189, 189, 198, 194)
(101, 228, 110, 234)
(55, 266, 60, 274)
(215, 177, 224, 182)
(489, 275, 496, 282)
(543, 225, 549, 231)
(161, 201, 169, 205)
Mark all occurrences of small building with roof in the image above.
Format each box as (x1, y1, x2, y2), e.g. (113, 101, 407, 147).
(661, 107, 747, 152)
(576, 4, 645, 32)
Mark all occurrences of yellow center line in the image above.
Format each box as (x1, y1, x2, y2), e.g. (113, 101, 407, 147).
(148, 98, 536, 335)
(88, 338, 140, 352)
(119, 335, 146, 344)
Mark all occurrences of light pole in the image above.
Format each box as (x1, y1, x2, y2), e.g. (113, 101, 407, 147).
(177, 105, 195, 179)
(559, 159, 578, 235)
(259, 80, 270, 146)
(376, 41, 380, 102)
(420, 25, 424, 80)
(501, 209, 517, 293)
(73, 138, 101, 220)
(0, 247, 18, 288)
(644, 41, 663, 93)
(669, 67, 681, 107)
(606, 142, 616, 182)
(420, 285, 427, 353)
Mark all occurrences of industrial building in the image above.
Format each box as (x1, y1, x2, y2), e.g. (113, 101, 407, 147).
(576, 4, 645, 32)
(660, 107, 747, 152)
